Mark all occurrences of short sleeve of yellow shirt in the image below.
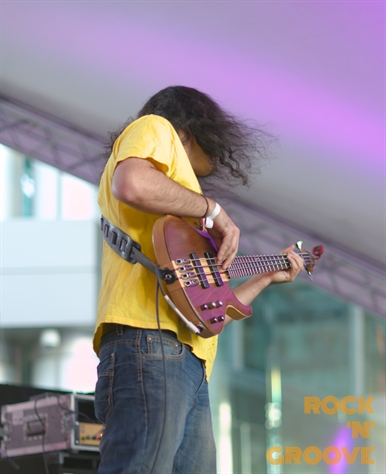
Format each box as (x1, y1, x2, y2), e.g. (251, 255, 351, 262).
(94, 115, 218, 379)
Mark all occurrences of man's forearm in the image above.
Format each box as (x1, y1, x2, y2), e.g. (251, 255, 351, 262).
(112, 157, 214, 217)
(112, 157, 240, 268)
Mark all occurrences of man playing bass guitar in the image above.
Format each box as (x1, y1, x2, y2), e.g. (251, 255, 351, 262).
(94, 86, 304, 474)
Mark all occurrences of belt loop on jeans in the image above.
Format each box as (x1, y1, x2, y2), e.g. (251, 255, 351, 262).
(102, 323, 124, 338)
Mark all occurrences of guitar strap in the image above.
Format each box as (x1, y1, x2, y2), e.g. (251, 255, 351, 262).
(100, 215, 176, 284)
(100, 215, 158, 275)
(100, 215, 198, 333)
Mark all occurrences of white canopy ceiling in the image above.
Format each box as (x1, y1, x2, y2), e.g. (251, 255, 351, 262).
(1, 1, 384, 274)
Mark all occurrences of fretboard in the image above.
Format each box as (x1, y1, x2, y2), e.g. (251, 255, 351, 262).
(227, 253, 311, 279)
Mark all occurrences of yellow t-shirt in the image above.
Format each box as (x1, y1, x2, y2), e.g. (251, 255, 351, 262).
(94, 115, 218, 378)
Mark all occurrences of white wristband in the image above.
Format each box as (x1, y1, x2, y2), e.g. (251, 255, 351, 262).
(205, 203, 221, 228)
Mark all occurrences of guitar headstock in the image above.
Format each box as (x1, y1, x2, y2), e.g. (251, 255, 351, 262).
(296, 241, 324, 279)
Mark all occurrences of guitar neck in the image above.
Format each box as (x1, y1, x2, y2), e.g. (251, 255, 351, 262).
(227, 253, 309, 279)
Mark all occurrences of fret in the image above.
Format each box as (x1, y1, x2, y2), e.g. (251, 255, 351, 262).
(183, 251, 317, 281)
(228, 254, 293, 279)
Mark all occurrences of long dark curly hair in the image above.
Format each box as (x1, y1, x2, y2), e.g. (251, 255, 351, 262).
(105, 86, 275, 195)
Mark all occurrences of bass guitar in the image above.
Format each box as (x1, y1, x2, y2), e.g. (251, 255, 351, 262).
(153, 215, 323, 338)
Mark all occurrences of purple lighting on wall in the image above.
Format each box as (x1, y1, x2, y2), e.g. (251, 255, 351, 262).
(3, 1, 383, 177)
(329, 424, 354, 474)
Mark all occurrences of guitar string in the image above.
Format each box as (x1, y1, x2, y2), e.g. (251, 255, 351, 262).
(190, 253, 317, 264)
(173, 254, 319, 280)
(199, 252, 318, 263)
(188, 260, 292, 272)
(187, 254, 318, 270)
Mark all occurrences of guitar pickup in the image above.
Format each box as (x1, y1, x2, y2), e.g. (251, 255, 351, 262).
(190, 252, 210, 289)
(205, 251, 224, 287)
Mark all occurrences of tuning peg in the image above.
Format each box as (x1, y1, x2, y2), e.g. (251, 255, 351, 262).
(312, 245, 324, 257)
(295, 240, 314, 279)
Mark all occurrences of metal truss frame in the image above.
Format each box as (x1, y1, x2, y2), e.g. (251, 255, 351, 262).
(1, 94, 385, 319)
(0, 95, 105, 185)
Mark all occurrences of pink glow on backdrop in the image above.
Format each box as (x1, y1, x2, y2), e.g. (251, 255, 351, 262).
(329, 424, 355, 474)
(3, 2, 384, 173)
(82, 25, 384, 170)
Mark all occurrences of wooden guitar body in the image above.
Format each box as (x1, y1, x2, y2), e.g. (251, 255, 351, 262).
(153, 215, 252, 338)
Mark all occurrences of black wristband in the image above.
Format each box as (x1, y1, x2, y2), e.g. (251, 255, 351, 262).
(201, 195, 210, 218)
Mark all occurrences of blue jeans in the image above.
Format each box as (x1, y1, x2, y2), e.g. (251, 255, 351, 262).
(94, 325, 217, 474)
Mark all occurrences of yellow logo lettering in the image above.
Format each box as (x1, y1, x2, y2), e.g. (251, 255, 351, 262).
(304, 396, 321, 414)
(303, 446, 322, 465)
(323, 446, 341, 464)
(266, 446, 283, 465)
(361, 446, 375, 464)
(321, 396, 339, 415)
(342, 446, 360, 463)
(358, 396, 374, 414)
(346, 421, 375, 438)
(285, 447, 302, 464)
(341, 396, 356, 414)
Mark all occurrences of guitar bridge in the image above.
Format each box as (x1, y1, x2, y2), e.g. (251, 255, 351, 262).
(181, 272, 196, 279)
(178, 265, 193, 272)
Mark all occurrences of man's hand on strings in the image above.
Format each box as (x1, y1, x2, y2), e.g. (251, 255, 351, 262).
(232, 245, 304, 309)
(206, 204, 240, 270)
(265, 245, 304, 284)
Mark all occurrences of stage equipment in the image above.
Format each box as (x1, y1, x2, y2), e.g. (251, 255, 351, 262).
(1, 393, 103, 458)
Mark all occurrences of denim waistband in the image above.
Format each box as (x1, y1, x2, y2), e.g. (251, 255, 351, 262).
(101, 323, 178, 345)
